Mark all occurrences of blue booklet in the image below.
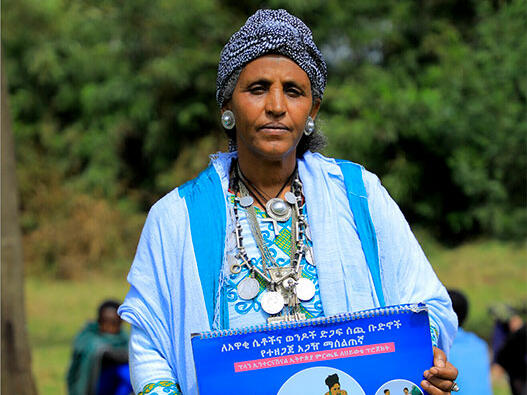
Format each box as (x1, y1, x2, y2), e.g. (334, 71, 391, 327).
(191, 304, 433, 395)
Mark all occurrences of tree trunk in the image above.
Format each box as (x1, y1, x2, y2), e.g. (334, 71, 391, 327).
(1, 55, 38, 395)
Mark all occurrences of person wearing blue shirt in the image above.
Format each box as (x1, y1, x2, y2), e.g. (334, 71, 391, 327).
(447, 290, 492, 395)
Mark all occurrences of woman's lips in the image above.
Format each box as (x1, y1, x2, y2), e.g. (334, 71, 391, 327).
(258, 123, 290, 132)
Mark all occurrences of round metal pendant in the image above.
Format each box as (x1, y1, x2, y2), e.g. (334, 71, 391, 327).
(239, 195, 254, 208)
(285, 191, 297, 205)
(261, 291, 285, 314)
(237, 277, 260, 300)
(295, 278, 316, 301)
(266, 198, 292, 222)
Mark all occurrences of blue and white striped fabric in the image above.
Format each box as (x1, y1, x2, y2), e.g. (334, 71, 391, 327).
(119, 151, 457, 395)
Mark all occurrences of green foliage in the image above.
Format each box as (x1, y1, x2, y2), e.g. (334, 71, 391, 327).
(320, 0, 527, 240)
(2, 0, 525, 275)
(4, 0, 232, 197)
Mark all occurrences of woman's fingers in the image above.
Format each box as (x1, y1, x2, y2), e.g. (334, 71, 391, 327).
(421, 379, 448, 394)
(433, 346, 447, 368)
(421, 347, 459, 394)
(431, 347, 458, 380)
(428, 362, 459, 381)
(423, 368, 457, 391)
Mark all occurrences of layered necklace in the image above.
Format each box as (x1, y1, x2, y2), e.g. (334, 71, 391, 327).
(229, 161, 316, 324)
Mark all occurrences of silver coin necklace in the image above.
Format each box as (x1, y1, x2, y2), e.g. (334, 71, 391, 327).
(230, 162, 316, 323)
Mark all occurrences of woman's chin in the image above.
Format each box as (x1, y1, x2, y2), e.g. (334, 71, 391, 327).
(250, 144, 297, 162)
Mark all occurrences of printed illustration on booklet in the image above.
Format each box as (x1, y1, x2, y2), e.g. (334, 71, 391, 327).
(278, 367, 363, 394)
(375, 379, 424, 395)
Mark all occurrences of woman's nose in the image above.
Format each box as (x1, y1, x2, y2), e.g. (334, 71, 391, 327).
(265, 88, 286, 117)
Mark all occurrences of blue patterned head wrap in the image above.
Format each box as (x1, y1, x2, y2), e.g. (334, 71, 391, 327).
(216, 9, 327, 108)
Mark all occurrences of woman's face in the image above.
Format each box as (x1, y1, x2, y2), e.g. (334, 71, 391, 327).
(225, 54, 320, 162)
(330, 383, 341, 394)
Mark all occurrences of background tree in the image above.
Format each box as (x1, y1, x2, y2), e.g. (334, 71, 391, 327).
(1, 59, 38, 395)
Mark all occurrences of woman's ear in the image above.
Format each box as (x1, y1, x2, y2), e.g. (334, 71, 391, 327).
(310, 99, 321, 120)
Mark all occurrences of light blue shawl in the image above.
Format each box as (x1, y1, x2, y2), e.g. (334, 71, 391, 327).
(119, 151, 457, 394)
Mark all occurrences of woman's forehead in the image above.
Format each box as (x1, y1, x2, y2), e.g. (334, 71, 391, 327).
(238, 55, 310, 85)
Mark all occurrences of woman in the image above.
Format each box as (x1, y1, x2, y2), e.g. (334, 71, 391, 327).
(119, 9, 458, 395)
(325, 373, 348, 395)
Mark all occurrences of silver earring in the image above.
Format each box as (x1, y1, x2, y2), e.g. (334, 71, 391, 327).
(304, 116, 315, 136)
(221, 110, 236, 130)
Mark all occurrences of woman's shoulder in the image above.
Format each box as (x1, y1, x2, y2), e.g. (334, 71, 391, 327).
(303, 151, 383, 197)
(148, 187, 186, 220)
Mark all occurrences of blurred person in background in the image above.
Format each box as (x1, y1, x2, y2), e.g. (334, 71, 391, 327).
(118, 9, 459, 395)
(492, 305, 526, 395)
(489, 303, 524, 362)
(67, 300, 132, 395)
(447, 289, 492, 395)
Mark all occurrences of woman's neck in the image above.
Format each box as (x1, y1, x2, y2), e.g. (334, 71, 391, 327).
(236, 151, 297, 199)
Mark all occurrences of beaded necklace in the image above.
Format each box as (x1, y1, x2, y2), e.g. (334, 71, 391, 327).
(229, 161, 316, 323)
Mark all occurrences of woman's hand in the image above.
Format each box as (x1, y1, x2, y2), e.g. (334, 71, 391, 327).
(421, 347, 459, 394)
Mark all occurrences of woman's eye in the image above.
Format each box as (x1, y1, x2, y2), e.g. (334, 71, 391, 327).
(286, 88, 302, 97)
(249, 85, 266, 94)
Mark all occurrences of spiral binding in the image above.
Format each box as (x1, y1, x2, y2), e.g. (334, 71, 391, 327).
(197, 303, 427, 339)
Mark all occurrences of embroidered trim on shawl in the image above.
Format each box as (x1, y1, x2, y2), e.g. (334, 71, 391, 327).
(430, 323, 440, 348)
(139, 381, 182, 395)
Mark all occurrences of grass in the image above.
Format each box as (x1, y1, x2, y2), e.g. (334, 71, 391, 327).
(25, 237, 525, 395)
(25, 273, 131, 395)
(416, 232, 527, 340)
